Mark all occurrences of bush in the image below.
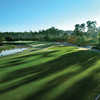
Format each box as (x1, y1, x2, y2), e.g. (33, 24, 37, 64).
(92, 45, 100, 50)
(0, 34, 5, 45)
(5, 36, 14, 41)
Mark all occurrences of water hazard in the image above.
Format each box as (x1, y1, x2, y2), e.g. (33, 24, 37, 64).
(0, 48, 27, 57)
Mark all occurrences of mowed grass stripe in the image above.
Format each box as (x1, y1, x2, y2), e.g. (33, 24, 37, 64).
(0, 45, 100, 100)
(42, 60, 100, 100)
(0, 46, 78, 80)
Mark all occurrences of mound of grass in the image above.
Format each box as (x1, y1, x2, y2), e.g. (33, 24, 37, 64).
(0, 44, 100, 100)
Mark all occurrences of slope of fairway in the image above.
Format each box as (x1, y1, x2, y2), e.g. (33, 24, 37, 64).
(0, 44, 100, 100)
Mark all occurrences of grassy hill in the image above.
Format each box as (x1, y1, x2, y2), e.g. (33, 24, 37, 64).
(0, 43, 100, 100)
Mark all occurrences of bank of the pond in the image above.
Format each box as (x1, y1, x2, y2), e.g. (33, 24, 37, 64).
(0, 45, 16, 52)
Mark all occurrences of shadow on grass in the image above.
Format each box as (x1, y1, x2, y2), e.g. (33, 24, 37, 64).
(0, 50, 100, 100)
(55, 75, 97, 100)
(0, 50, 59, 69)
(0, 59, 25, 68)
(24, 75, 97, 100)
(34, 43, 54, 49)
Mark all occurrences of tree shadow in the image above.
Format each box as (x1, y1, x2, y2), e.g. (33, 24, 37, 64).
(0, 59, 24, 68)
(0, 50, 100, 100)
(55, 74, 98, 100)
(0, 50, 59, 69)
(0, 50, 59, 82)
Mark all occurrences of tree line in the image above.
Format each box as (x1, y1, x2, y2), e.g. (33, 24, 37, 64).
(0, 20, 100, 46)
(0, 27, 69, 42)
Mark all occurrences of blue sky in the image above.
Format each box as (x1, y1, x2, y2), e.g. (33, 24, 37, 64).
(0, 0, 100, 32)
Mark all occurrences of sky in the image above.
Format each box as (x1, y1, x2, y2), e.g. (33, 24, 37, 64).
(0, 0, 100, 32)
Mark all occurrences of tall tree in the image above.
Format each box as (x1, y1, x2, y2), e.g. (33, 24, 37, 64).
(80, 23, 85, 32)
(0, 33, 5, 45)
(74, 23, 85, 36)
(87, 20, 97, 33)
(97, 27, 100, 44)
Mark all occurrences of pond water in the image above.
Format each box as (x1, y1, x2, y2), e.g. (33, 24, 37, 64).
(0, 48, 27, 57)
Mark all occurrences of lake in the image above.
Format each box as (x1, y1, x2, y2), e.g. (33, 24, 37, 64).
(0, 48, 27, 57)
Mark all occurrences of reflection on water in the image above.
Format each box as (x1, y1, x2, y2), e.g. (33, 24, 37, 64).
(0, 48, 27, 57)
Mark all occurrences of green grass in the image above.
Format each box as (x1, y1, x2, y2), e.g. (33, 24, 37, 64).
(0, 45, 16, 52)
(0, 43, 100, 100)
